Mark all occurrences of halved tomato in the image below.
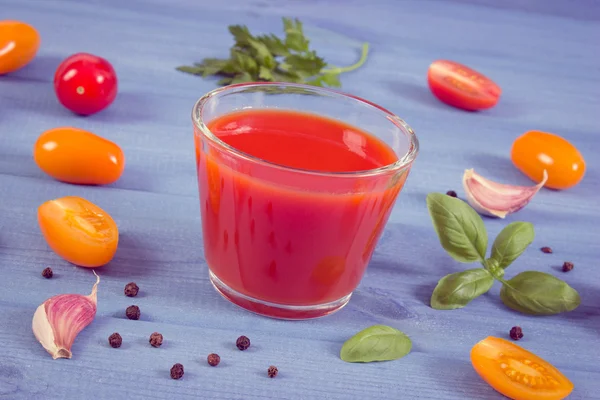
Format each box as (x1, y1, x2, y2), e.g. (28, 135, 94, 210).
(427, 60, 501, 111)
(471, 337, 574, 400)
(38, 196, 119, 267)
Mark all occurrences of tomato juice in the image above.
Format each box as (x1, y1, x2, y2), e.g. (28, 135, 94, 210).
(195, 108, 410, 318)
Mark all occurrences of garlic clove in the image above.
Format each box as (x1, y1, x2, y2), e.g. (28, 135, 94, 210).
(462, 169, 548, 218)
(32, 271, 100, 359)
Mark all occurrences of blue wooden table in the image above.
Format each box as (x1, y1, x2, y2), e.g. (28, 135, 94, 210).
(1, 0, 599, 399)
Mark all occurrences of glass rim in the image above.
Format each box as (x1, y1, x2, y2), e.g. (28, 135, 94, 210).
(192, 82, 419, 178)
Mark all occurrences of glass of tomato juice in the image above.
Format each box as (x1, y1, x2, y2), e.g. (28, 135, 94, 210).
(192, 82, 419, 320)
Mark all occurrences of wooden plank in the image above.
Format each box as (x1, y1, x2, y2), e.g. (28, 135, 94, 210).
(1, 0, 599, 398)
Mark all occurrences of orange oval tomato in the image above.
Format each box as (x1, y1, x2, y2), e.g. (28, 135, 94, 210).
(38, 196, 119, 267)
(427, 60, 501, 111)
(33, 127, 125, 185)
(0, 20, 40, 74)
(471, 337, 574, 400)
(511, 130, 586, 190)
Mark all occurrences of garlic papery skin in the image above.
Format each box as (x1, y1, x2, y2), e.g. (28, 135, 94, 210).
(463, 169, 548, 218)
(32, 272, 100, 359)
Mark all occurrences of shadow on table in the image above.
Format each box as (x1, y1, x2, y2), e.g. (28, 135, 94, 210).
(384, 79, 527, 119)
(465, 152, 600, 214)
(463, 152, 525, 181)
(89, 91, 158, 124)
(384, 80, 456, 112)
(2, 54, 156, 124)
(100, 231, 205, 280)
(1, 54, 64, 83)
(350, 288, 419, 322)
(428, 358, 499, 400)
(558, 282, 600, 322)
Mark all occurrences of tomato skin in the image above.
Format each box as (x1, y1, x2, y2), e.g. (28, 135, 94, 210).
(511, 130, 585, 190)
(0, 20, 40, 74)
(427, 60, 501, 111)
(38, 197, 119, 268)
(54, 53, 118, 115)
(33, 127, 125, 185)
(471, 337, 574, 400)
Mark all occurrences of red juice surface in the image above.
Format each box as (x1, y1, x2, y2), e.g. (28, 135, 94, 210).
(197, 109, 407, 307)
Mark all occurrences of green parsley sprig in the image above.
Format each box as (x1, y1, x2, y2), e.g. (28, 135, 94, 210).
(176, 17, 369, 88)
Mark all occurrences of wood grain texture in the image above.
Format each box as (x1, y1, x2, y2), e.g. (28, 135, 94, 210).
(1, 0, 599, 399)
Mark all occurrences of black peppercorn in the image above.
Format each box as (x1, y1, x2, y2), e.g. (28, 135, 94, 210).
(126, 305, 140, 320)
(149, 332, 163, 347)
(207, 353, 220, 367)
(446, 190, 457, 198)
(124, 282, 139, 297)
(267, 365, 278, 378)
(509, 326, 523, 340)
(108, 332, 122, 348)
(236, 335, 250, 351)
(540, 246, 553, 254)
(42, 267, 53, 279)
(170, 363, 184, 380)
(562, 261, 574, 272)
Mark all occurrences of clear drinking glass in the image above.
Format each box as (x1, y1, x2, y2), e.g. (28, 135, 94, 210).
(192, 82, 419, 320)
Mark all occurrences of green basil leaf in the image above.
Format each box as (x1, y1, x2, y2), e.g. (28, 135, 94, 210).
(490, 222, 534, 269)
(340, 325, 412, 363)
(431, 268, 495, 310)
(426, 193, 488, 263)
(500, 271, 581, 315)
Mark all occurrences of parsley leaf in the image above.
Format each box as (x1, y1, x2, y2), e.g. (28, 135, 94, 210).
(256, 34, 289, 56)
(176, 17, 369, 88)
(229, 25, 254, 46)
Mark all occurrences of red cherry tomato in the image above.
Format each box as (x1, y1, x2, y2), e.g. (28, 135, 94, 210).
(54, 53, 118, 116)
(427, 60, 501, 111)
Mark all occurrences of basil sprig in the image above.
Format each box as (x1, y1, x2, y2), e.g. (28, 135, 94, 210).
(426, 193, 581, 315)
(340, 325, 412, 363)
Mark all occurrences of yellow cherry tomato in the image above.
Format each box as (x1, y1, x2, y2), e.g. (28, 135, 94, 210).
(0, 20, 40, 74)
(511, 130, 586, 190)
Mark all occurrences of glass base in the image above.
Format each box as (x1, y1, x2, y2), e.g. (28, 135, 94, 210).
(209, 270, 352, 320)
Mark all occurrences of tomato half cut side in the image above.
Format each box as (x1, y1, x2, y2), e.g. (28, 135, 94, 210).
(38, 196, 119, 268)
(427, 60, 501, 111)
(471, 337, 573, 400)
